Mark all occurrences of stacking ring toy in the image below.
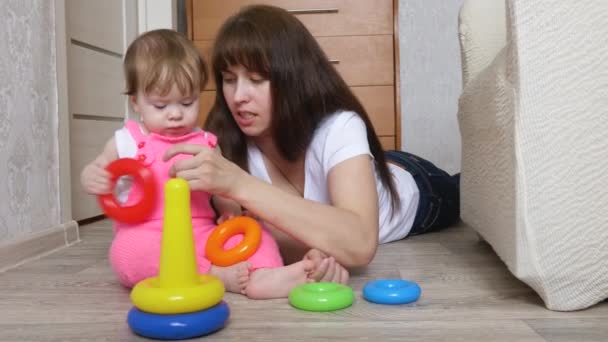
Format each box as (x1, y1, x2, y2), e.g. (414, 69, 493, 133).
(98, 158, 156, 224)
(206, 216, 262, 266)
(131, 274, 224, 314)
(362, 279, 421, 305)
(289, 282, 355, 312)
(127, 301, 230, 340)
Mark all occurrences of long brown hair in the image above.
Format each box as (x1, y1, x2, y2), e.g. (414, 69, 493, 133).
(205, 5, 400, 212)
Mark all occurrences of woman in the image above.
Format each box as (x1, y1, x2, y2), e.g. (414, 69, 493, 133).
(164, 5, 459, 271)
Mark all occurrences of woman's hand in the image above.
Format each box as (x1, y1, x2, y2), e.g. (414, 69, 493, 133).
(163, 143, 249, 198)
(305, 249, 349, 284)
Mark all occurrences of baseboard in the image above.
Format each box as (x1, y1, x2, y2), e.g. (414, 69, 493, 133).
(0, 220, 80, 273)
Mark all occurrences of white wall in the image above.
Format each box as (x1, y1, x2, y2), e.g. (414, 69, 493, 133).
(137, 0, 177, 33)
(398, 0, 464, 174)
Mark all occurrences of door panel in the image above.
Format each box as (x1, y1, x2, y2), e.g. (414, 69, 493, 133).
(66, 1, 125, 54)
(316, 35, 394, 86)
(67, 0, 137, 221)
(70, 118, 124, 220)
(196, 87, 395, 137)
(68, 44, 124, 118)
(192, 0, 393, 40)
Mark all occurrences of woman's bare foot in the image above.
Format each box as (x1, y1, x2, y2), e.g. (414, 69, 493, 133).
(245, 259, 315, 299)
(209, 262, 252, 294)
(308, 256, 350, 284)
(304, 249, 350, 284)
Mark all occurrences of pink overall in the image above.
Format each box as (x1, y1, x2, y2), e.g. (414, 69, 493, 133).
(109, 121, 283, 288)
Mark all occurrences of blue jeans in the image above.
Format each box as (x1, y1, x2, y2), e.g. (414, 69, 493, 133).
(385, 150, 460, 236)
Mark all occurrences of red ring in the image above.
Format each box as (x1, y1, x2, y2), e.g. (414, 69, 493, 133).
(98, 158, 156, 224)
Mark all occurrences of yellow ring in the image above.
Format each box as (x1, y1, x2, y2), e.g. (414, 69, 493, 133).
(130, 274, 224, 314)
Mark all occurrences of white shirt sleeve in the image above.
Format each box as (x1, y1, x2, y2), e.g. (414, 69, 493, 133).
(113, 127, 137, 203)
(114, 127, 137, 158)
(323, 111, 373, 171)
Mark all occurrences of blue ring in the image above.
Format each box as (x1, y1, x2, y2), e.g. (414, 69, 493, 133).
(362, 279, 421, 305)
(127, 301, 230, 340)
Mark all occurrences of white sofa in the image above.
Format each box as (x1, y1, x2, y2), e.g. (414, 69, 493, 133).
(457, 0, 608, 311)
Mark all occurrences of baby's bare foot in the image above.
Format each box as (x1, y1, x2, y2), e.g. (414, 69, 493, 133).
(245, 259, 314, 299)
(210, 262, 252, 294)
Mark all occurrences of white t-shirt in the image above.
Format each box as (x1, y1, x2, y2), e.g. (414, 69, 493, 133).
(247, 111, 419, 243)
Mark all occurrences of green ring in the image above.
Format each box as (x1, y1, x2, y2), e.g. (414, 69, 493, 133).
(288, 282, 355, 312)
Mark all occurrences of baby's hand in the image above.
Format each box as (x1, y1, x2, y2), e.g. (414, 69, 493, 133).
(80, 157, 112, 195)
(241, 209, 261, 221)
(216, 209, 260, 225)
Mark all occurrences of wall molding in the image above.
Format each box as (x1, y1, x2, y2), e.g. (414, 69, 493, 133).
(0, 220, 80, 273)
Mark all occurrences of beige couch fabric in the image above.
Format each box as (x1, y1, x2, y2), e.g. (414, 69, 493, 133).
(458, 0, 608, 311)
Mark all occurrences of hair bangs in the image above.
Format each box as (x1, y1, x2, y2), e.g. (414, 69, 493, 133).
(142, 60, 200, 97)
(213, 21, 270, 77)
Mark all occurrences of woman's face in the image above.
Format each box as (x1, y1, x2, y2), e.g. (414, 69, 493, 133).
(221, 64, 272, 138)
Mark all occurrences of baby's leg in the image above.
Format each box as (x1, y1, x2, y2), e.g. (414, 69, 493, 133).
(193, 224, 251, 295)
(209, 263, 252, 294)
(109, 228, 162, 288)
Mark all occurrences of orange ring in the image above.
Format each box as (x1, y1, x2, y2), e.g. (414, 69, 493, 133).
(206, 216, 262, 267)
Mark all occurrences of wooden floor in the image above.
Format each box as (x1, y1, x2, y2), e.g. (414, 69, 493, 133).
(1, 220, 607, 341)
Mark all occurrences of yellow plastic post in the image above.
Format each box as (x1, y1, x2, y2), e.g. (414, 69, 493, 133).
(158, 178, 199, 288)
(130, 177, 225, 314)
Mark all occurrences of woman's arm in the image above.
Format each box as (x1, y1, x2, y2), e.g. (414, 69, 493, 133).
(165, 145, 379, 268)
(209, 146, 243, 222)
(233, 155, 379, 268)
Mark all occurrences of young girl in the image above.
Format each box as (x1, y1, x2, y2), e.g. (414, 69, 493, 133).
(80, 29, 344, 299)
(163, 5, 460, 268)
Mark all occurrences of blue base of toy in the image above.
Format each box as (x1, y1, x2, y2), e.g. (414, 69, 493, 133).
(362, 279, 421, 305)
(127, 301, 230, 340)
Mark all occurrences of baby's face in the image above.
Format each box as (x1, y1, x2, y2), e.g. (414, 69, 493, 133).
(131, 85, 200, 137)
